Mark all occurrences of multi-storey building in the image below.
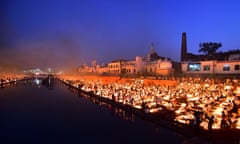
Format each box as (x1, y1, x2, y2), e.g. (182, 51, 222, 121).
(106, 45, 174, 76)
(181, 60, 240, 74)
(180, 32, 240, 75)
(78, 44, 175, 76)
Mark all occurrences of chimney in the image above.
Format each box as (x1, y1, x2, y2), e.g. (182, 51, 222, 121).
(181, 32, 187, 61)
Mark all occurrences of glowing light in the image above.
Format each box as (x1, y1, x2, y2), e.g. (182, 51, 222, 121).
(224, 85, 232, 90)
(133, 105, 142, 109)
(35, 79, 40, 85)
(149, 107, 162, 113)
(213, 107, 223, 116)
(236, 118, 240, 129)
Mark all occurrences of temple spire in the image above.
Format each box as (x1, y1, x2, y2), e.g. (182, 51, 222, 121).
(150, 42, 155, 55)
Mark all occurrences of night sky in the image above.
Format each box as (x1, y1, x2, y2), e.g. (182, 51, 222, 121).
(1, 0, 240, 72)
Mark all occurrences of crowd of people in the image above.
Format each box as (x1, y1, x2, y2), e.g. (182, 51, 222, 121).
(60, 76, 240, 131)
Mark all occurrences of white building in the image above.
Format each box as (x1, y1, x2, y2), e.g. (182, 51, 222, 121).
(182, 59, 240, 74)
(180, 32, 240, 75)
(103, 46, 174, 76)
(78, 45, 176, 76)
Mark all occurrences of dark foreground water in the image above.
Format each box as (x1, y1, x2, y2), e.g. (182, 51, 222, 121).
(0, 80, 186, 144)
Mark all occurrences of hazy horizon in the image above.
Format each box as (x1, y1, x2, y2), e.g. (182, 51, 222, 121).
(1, 0, 240, 73)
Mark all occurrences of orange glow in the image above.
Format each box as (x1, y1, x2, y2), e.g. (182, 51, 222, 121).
(58, 74, 178, 86)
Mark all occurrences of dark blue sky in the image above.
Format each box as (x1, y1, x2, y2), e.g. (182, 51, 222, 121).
(1, 0, 240, 71)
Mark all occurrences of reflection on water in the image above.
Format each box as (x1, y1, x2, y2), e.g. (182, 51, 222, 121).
(35, 78, 41, 85)
(77, 87, 136, 123)
(42, 75, 55, 89)
(13, 75, 56, 89)
(94, 98, 135, 123)
(110, 106, 135, 122)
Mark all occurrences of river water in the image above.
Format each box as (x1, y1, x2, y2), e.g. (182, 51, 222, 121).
(0, 79, 186, 144)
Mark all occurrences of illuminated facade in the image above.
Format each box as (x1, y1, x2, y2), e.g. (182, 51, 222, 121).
(106, 59, 173, 76)
(182, 60, 240, 74)
(180, 32, 240, 74)
(106, 45, 174, 76)
(23, 68, 48, 75)
(78, 45, 175, 76)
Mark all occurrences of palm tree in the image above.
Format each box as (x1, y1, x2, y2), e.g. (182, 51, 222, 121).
(199, 42, 222, 55)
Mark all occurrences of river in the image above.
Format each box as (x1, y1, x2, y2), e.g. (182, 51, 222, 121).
(0, 79, 186, 144)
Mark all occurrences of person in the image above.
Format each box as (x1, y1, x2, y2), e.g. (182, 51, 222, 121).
(221, 111, 227, 128)
(231, 100, 238, 113)
(112, 94, 115, 101)
(208, 115, 214, 133)
(144, 105, 150, 113)
(194, 111, 201, 133)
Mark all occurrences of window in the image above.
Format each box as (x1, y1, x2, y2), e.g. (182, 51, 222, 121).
(223, 64, 230, 71)
(203, 65, 210, 71)
(235, 65, 240, 71)
(188, 63, 201, 71)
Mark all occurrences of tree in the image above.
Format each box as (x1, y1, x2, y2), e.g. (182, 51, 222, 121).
(199, 42, 222, 55)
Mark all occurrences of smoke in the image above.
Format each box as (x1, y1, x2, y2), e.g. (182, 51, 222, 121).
(0, 33, 83, 74)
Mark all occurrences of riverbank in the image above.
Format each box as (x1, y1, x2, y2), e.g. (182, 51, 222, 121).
(58, 74, 178, 86)
(58, 78, 240, 144)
